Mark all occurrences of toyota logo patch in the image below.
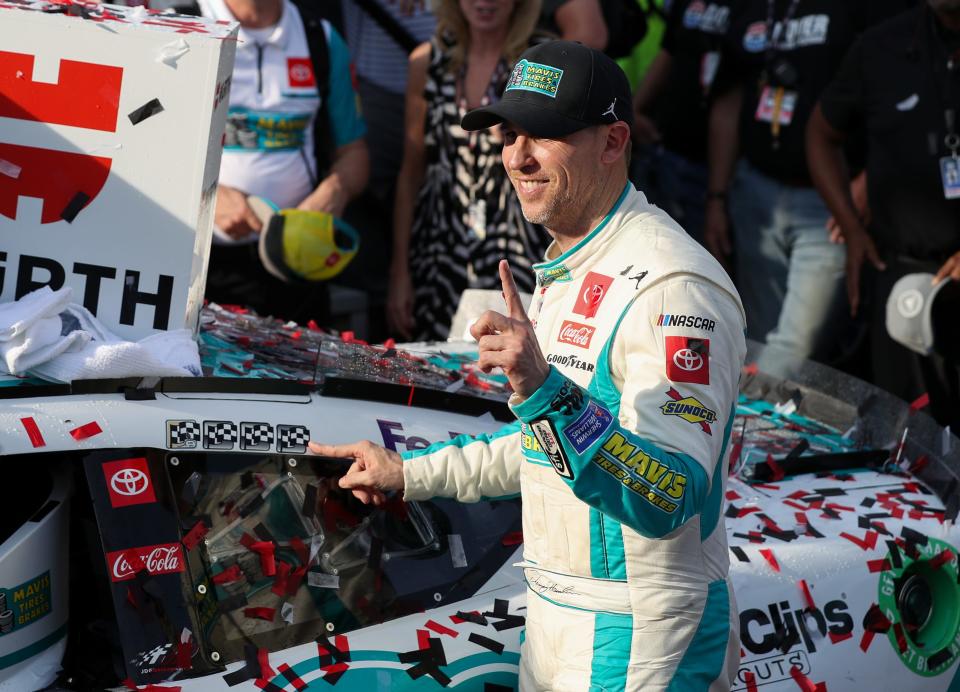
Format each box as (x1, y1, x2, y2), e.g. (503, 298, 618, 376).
(102, 457, 156, 508)
(673, 348, 704, 372)
(111, 468, 148, 497)
(665, 336, 710, 385)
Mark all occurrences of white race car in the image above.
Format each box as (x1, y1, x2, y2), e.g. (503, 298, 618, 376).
(1, 305, 958, 692)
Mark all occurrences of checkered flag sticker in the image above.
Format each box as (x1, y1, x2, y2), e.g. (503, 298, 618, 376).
(167, 420, 200, 449)
(131, 643, 173, 667)
(204, 421, 238, 450)
(277, 424, 310, 454)
(240, 422, 274, 451)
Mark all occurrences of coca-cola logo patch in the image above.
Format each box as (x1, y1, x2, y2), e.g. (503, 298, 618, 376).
(572, 272, 613, 319)
(557, 320, 595, 349)
(102, 457, 156, 508)
(106, 543, 184, 582)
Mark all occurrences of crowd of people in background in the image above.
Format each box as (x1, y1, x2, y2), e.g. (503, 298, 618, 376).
(187, 0, 959, 427)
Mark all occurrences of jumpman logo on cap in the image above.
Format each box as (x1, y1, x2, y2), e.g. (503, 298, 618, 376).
(602, 98, 617, 120)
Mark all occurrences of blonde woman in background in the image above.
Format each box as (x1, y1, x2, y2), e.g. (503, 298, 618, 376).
(387, 0, 547, 341)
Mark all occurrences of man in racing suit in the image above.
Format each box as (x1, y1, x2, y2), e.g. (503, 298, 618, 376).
(312, 40, 746, 691)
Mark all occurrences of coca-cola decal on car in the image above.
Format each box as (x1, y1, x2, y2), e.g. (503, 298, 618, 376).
(106, 543, 184, 582)
(557, 320, 596, 349)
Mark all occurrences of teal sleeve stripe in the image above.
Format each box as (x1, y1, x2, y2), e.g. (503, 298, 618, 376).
(561, 420, 710, 538)
(510, 366, 566, 421)
(666, 580, 731, 692)
(589, 611, 633, 692)
(700, 405, 735, 541)
(513, 367, 711, 538)
(400, 420, 522, 461)
(324, 24, 367, 146)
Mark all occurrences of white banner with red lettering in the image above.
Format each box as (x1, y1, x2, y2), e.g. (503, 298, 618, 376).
(0, 2, 237, 340)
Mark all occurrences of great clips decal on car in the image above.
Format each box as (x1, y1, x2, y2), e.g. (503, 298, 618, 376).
(106, 543, 184, 582)
(0, 50, 122, 224)
(665, 336, 710, 385)
(572, 272, 613, 319)
(102, 457, 156, 508)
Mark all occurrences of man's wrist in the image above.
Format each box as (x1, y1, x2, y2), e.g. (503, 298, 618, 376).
(510, 366, 566, 422)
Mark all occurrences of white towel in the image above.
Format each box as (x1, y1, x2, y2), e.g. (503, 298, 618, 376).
(0, 288, 201, 382)
(0, 287, 90, 373)
(0, 286, 72, 340)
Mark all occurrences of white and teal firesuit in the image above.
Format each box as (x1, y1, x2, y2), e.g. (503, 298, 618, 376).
(402, 183, 746, 691)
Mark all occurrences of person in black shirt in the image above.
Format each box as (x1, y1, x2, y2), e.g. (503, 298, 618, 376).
(538, 0, 609, 48)
(807, 0, 960, 428)
(631, 0, 733, 245)
(706, 0, 906, 365)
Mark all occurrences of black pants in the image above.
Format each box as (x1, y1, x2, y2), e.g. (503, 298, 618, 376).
(205, 243, 329, 325)
(868, 256, 960, 429)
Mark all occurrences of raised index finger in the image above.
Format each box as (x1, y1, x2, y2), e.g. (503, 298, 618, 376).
(308, 441, 365, 458)
(499, 260, 527, 321)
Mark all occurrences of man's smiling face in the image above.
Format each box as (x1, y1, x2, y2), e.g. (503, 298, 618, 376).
(500, 123, 608, 233)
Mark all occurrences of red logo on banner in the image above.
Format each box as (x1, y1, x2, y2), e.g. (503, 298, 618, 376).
(0, 51, 122, 224)
(665, 336, 710, 385)
(106, 543, 184, 582)
(102, 457, 156, 508)
(558, 320, 595, 348)
(572, 272, 613, 318)
(287, 57, 316, 88)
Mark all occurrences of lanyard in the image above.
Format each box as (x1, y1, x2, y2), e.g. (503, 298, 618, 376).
(760, 0, 801, 147)
(456, 59, 508, 242)
(942, 54, 959, 157)
(922, 14, 960, 158)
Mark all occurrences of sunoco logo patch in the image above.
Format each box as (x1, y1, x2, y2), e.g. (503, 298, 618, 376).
(506, 59, 564, 98)
(660, 387, 716, 435)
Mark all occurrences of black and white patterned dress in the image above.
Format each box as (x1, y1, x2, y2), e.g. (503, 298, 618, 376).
(409, 38, 548, 341)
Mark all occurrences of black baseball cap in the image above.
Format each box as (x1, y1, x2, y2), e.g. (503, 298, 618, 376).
(461, 40, 634, 138)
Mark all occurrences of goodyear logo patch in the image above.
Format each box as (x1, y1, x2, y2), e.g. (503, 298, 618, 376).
(506, 60, 564, 98)
(660, 387, 716, 435)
